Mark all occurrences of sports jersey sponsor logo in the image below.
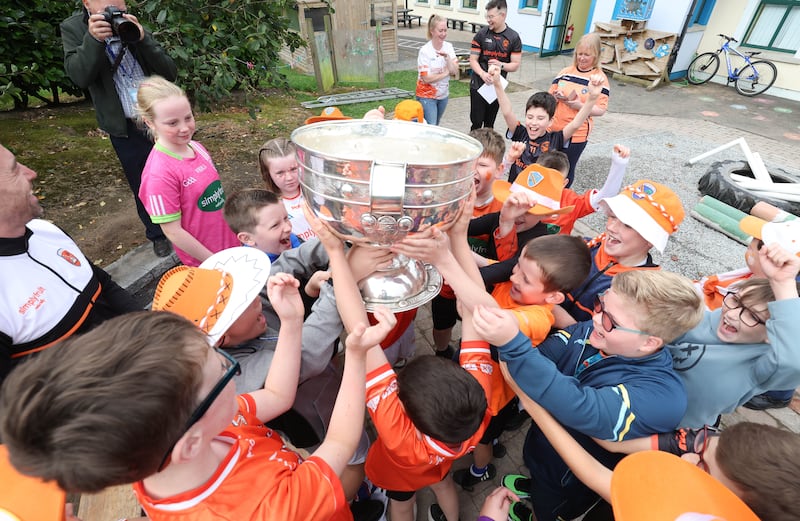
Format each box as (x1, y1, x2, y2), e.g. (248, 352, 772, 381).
(19, 286, 46, 315)
(58, 248, 81, 266)
(183, 176, 198, 187)
(198, 180, 226, 211)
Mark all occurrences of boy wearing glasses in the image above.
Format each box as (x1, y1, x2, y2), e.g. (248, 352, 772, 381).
(0, 249, 395, 521)
(472, 269, 704, 521)
(669, 216, 800, 428)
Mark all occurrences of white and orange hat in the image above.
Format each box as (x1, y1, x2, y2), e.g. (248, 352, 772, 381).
(492, 163, 574, 216)
(394, 99, 425, 123)
(739, 215, 800, 256)
(611, 451, 758, 521)
(152, 247, 270, 345)
(305, 106, 352, 124)
(601, 180, 685, 253)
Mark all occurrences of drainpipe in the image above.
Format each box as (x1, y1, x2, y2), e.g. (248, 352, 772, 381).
(667, 0, 699, 75)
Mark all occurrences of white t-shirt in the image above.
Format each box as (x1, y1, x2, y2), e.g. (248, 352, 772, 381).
(416, 40, 456, 100)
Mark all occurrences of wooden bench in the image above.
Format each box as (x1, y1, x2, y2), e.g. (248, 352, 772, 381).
(470, 22, 487, 33)
(447, 18, 467, 31)
(403, 14, 422, 27)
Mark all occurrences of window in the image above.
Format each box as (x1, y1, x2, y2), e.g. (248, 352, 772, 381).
(437, 0, 451, 6)
(743, 0, 800, 53)
(463, 0, 478, 8)
(521, 0, 540, 8)
(689, 0, 717, 26)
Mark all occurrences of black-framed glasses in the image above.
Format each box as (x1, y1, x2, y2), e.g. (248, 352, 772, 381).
(593, 291, 648, 335)
(157, 348, 241, 470)
(722, 292, 766, 327)
(692, 424, 719, 473)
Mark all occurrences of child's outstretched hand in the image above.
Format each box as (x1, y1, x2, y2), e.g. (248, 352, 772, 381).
(345, 305, 397, 353)
(473, 304, 519, 346)
(304, 204, 345, 255)
(267, 273, 304, 323)
(347, 244, 394, 283)
(448, 186, 476, 241)
(613, 144, 630, 159)
(305, 269, 331, 298)
(506, 141, 526, 167)
(391, 226, 451, 267)
(587, 74, 604, 100)
(759, 243, 800, 288)
(479, 486, 521, 521)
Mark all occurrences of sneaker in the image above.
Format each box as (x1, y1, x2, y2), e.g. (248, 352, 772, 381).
(428, 503, 457, 521)
(503, 408, 530, 432)
(501, 474, 531, 499)
(453, 463, 496, 491)
(743, 392, 792, 410)
(350, 498, 384, 521)
(492, 441, 507, 459)
(434, 345, 456, 360)
(507, 501, 533, 521)
(152, 237, 172, 258)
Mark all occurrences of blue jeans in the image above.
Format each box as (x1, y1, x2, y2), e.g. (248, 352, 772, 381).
(417, 96, 449, 125)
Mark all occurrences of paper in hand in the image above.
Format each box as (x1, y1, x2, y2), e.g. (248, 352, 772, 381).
(477, 75, 509, 104)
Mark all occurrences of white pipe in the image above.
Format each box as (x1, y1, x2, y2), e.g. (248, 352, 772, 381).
(731, 174, 800, 195)
(688, 137, 770, 183)
(741, 189, 800, 203)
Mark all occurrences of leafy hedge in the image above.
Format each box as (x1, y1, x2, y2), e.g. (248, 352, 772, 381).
(0, 0, 306, 110)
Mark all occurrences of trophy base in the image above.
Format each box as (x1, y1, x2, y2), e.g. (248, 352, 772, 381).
(358, 258, 443, 313)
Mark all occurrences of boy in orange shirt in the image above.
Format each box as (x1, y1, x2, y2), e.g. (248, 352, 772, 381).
(317, 197, 505, 521)
(0, 255, 395, 521)
(393, 187, 591, 493)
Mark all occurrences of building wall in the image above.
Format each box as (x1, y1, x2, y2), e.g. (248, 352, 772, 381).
(694, 0, 800, 101)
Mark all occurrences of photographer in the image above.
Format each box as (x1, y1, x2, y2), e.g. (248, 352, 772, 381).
(61, 0, 177, 257)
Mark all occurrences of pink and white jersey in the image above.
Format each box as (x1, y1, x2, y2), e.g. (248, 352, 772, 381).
(139, 141, 239, 266)
(282, 192, 316, 242)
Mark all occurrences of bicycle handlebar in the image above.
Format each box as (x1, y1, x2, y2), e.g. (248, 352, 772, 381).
(718, 34, 739, 43)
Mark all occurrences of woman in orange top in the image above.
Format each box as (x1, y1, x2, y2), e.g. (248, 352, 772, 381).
(549, 33, 610, 187)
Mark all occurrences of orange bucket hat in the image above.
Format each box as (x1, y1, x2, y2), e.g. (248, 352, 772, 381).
(305, 106, 352, 124)
(611, 451, 758, 521)
(601, 180, 684, 253)
(152, 247, 270, 344)
(492, 163, 574, 216)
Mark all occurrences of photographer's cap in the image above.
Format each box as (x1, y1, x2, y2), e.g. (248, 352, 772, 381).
(739, 216, 800, 256)
(611, 451, 758, 521)
(305, 106, 352, 124)
(394, 100, 425, 123)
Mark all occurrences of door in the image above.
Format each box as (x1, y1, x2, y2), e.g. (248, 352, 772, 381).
(539, 0, 572, 57)
(562, 0, 591, 51)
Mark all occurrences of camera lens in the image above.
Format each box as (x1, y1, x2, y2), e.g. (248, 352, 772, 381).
(113, 18, 141, 44)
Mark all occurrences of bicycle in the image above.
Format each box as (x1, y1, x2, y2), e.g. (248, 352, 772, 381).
(686, 34, 777, 97)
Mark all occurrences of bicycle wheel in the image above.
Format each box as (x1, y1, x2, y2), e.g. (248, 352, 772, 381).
(687, 52, 720, 85)
(735, 60, 777, 96)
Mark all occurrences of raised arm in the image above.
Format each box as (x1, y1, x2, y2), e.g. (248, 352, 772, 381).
(500, 363, 613, 501)
(562, 74, 604, 141)
(251, 273, 305, 421)
(492, 66, 518, 131)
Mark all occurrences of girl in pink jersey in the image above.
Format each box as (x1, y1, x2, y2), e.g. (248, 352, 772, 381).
(136, 76, 238, 266)
(258, 137, 317, 242)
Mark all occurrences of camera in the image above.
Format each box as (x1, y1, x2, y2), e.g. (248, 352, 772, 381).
(102, 6, 141, 44)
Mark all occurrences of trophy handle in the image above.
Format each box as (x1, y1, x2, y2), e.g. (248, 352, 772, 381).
(359, 161, 415, 246)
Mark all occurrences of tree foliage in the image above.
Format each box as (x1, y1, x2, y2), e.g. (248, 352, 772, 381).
(1, 0, 306, 111)
(0, 0, 83, 108)
(132, 0, 306, 111)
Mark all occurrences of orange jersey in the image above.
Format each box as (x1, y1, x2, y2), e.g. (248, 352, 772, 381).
(134, 394, 350, 521)
(468, 196, 504, 258)
(548, 66, 610, 143)
(543, 188, 596, 235)
(491, 283, 554, 345)
(364, 341, 499, 492)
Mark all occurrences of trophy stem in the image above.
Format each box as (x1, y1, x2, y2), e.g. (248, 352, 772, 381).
(357, 254, 443, 312)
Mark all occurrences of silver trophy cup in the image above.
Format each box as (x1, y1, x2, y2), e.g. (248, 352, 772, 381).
(291, 120, 482, 312)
